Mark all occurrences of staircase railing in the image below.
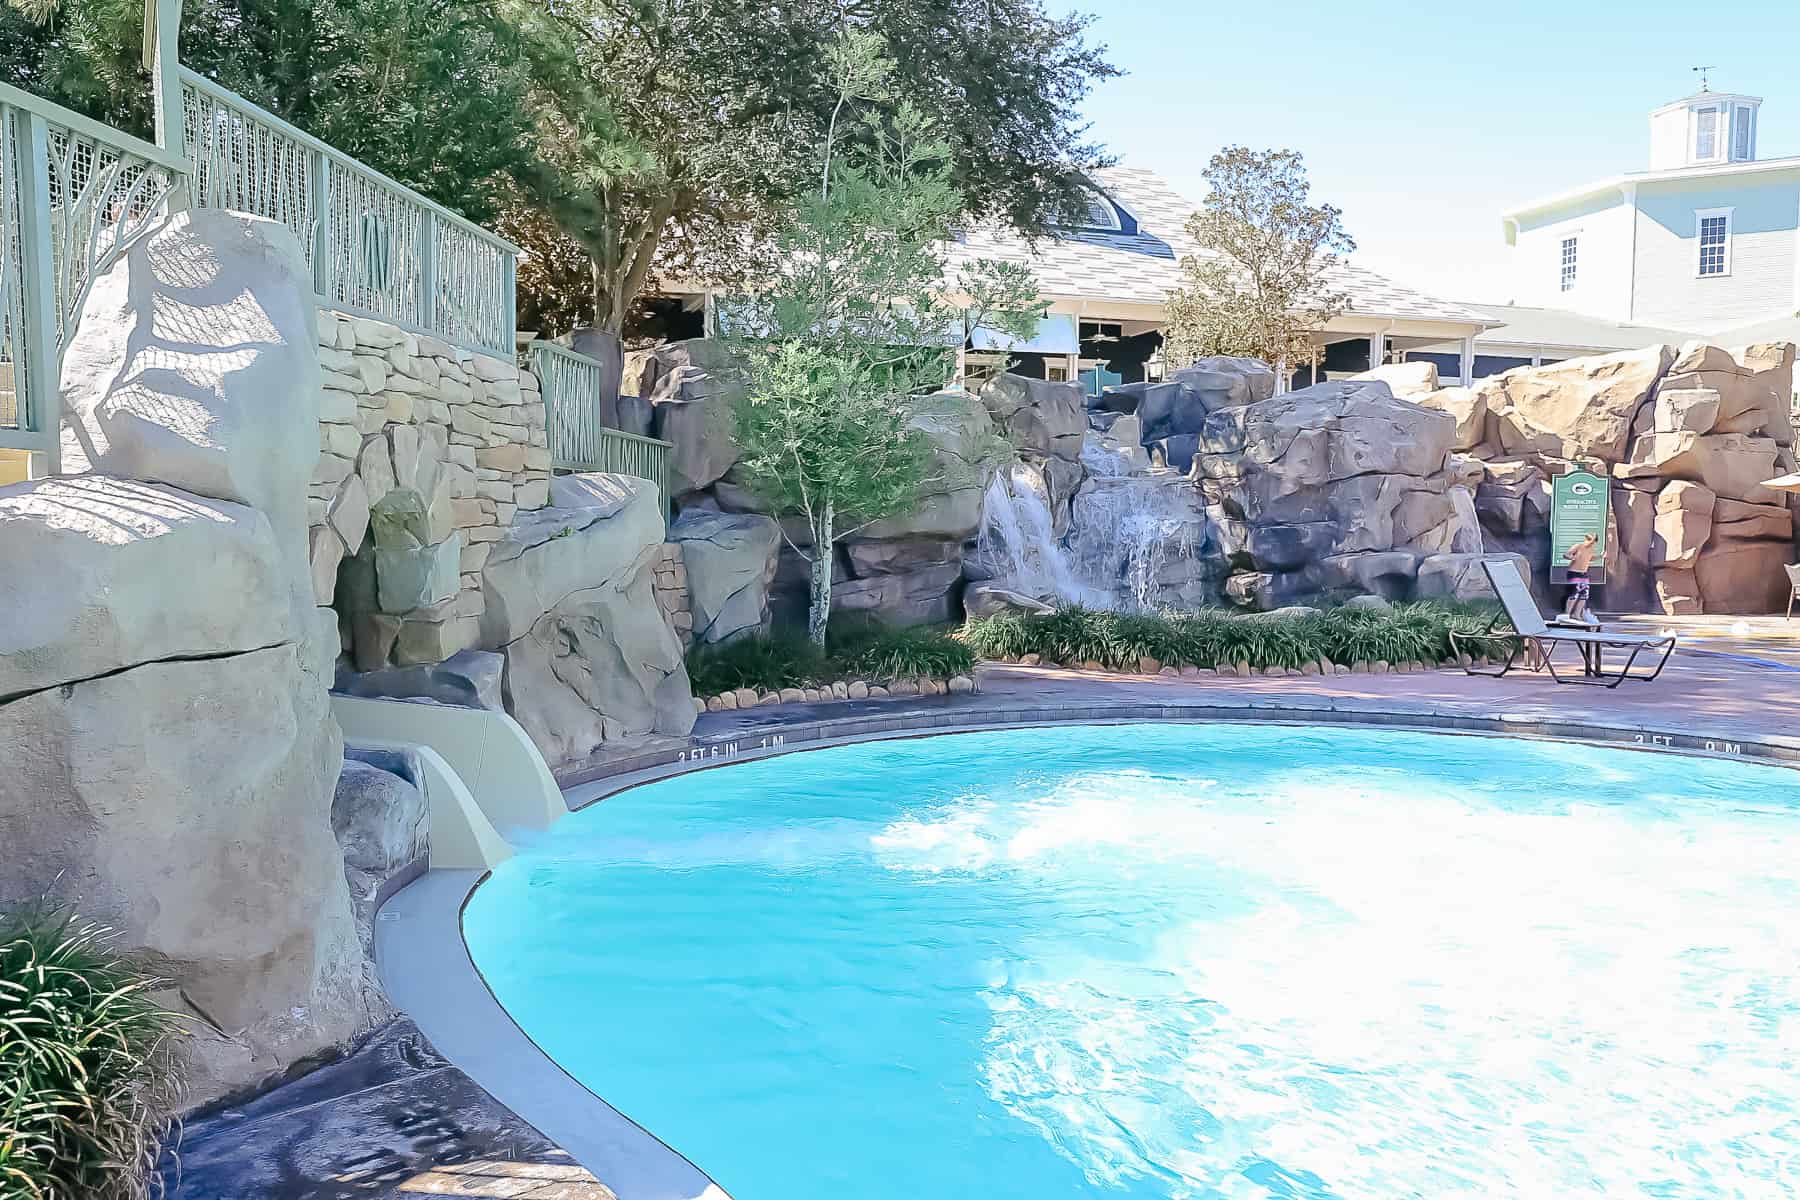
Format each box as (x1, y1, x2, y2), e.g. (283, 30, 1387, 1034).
(532, 341, 673, 508)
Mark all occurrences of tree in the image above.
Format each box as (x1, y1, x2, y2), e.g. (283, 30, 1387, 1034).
(4, 0, 534, 224)
(727, 32, 1042, 648)
(501, 0, 1114, 335)
(1162, 147, 1355, 376)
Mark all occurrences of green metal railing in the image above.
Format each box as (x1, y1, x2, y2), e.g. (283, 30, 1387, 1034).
(532, 341, 672, 507)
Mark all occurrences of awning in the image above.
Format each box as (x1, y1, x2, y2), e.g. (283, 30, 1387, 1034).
(970, 313, 1079, 356)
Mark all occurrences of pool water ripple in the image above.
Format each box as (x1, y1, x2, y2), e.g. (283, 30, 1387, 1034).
(463, 725, 1800, 1199)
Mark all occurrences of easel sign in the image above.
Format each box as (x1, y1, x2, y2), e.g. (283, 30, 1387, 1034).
(1550, 469, 1609, 585)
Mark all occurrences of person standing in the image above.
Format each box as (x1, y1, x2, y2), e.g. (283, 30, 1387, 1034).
(1561, 533, 1599, 622)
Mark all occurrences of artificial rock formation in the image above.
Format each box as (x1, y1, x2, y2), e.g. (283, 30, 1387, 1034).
(669, 509, 780, 644)
(1195, 378, 1484, 608)
(3, 209, 372, 1106)
(480, 473, 695, 767)
(1419, 340, 1797, 613)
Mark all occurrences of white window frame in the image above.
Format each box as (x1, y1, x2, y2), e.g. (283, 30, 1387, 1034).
(1695, 206, 1734, 278)
(1730, 103, 1755, 161)
(1558, 234, 1578, 292)
(1692, 104, 1721, 162)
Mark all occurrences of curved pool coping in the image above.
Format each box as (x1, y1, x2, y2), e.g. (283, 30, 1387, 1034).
(380, 696, 1800, 1200)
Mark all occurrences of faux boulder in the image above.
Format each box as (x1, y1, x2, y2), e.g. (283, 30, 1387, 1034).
(0, 475, 367, 1106)
(480, 473, 695, 766)
(669, 509, 780, 644)
(59, 209, 322, 607)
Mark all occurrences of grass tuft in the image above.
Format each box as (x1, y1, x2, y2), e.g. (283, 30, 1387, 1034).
(0, 907, 184, 1200)
(960, 600, 1511, 671)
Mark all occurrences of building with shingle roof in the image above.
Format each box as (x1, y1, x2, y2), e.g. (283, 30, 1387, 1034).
(941, 166, 1493, 392)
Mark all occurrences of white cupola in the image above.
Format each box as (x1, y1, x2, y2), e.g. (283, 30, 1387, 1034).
(1649, 90, 1761, 169)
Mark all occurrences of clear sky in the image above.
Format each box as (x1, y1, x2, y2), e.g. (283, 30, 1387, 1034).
(1076, 0, 1800, 305)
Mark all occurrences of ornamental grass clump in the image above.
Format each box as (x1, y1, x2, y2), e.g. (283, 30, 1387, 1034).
(0, 909, 183, 1200)
(960, 601, 1510, 672)
(686, 622, 974, 695)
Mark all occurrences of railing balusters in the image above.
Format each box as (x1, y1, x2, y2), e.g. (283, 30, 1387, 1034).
(530, 341, 673, 511)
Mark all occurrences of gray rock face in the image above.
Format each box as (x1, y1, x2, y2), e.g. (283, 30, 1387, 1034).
(980, 374, 1085, 462)
(855, 389, 1004, 541)
(332, 648, 505, 710)
(0, 642, 364, 1106)
(4, 206, 370, 1110)
(331, 758, 426, 1021)
(670, 509, 780, 644)
(333, 761, 428, 876)
(642, 338, 742, 496)
(481, 473, 695, 766)
(1197, 379, 1480, 607)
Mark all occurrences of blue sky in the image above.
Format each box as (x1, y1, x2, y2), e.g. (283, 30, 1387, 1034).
(1076, 0, 1800, 304)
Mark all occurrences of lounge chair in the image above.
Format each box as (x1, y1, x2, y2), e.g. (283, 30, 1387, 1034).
(1450, 557, 1677, 688)
(1786, 563, 1800, 620)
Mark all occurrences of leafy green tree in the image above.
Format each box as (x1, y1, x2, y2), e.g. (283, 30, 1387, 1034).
(1163, 146, 1354, 376)
(502, 0, 1113, 334)
(4, 0, 533, 223)
(727, 32, 1042, 648)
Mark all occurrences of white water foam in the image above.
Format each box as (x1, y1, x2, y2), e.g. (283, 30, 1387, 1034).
(872, 769, 1800, 1197)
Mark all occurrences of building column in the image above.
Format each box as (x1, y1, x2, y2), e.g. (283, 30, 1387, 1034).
(1368, 331, 1386, 371)
(1459, 336, 1476, 386)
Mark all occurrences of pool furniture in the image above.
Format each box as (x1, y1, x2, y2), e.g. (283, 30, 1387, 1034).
(1786, 563, 1800, 619)
(1451, 557, 1677, 687)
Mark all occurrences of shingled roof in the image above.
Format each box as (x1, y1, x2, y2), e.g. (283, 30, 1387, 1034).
(943, 166, 1493, 327)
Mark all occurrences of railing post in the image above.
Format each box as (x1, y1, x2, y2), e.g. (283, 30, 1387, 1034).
(145, 0, 185, 178)
(418, 209, 437, 334)
(503, 252, 517, 353)
(307, 150, 330, 297)
(15, 110, 61, 475)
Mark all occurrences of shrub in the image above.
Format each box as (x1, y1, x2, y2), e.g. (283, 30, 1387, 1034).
(0, 909, 182, 1200)
(686, 622, 975, 694)
(961, 601, 1509, 672)
(833, 624, 976, 682)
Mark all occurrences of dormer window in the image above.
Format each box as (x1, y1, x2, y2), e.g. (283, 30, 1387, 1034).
(1731, 104, 1755, 160)
(1061, 183, 1136, 236)
(1079, 191, 1122, 232)
(1693, 105, 1719, 160)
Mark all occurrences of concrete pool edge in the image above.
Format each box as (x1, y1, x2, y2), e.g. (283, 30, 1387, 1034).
(389, 695, 1800, 1200)
(377, 870, 730, 1200)
(562, 695, 1800, 809)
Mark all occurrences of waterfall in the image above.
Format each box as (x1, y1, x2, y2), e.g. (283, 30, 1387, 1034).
(977, 466, 1100, 606)
(1066, 472, 1208, 611)
(978, 455, 1210, 612)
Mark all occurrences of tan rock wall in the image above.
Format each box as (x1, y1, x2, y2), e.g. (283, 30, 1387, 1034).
(307, 312, 552, 667)
(650, 543, 695, 646)
(1426, 340, 1798, 615)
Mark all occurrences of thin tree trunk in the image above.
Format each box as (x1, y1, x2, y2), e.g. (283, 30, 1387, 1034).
(808, 501, 834, 649)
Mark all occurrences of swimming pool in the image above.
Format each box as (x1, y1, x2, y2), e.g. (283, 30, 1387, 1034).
(462, 724, 1800, 1199)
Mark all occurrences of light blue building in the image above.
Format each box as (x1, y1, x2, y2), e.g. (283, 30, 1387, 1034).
(1501, 88, 1799, 336)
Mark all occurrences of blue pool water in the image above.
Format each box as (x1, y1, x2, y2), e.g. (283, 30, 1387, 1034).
(462, 724, 1800, 1199)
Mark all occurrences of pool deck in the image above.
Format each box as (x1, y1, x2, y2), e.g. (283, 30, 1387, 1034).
(165, 641, 1799, 1200)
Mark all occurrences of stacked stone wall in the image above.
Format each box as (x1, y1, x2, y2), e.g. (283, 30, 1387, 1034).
(650, 542, 695, 646)
(306, 312, 553, 667)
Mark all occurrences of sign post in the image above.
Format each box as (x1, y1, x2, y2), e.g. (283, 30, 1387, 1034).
(1549, 469, 1609, 585)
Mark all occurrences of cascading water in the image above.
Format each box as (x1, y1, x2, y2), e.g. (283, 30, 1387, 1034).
(978, 436, 1213, 612)
(977, 466, 1101, 607)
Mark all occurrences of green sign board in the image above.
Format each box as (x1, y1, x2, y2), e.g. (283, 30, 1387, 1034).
(1550, 469, 1609, 583)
